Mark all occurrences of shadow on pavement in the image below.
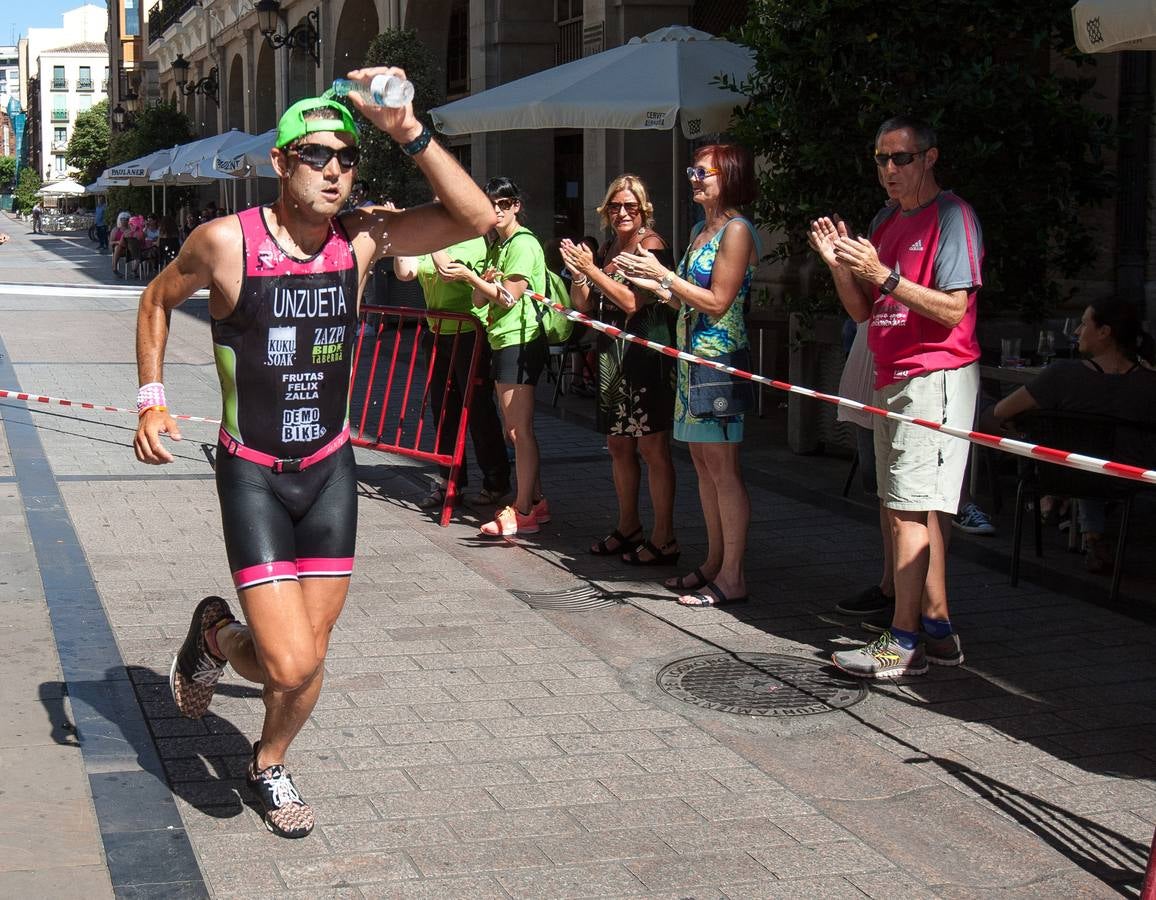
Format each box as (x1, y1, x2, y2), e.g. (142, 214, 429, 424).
(41, 666, 262, 821)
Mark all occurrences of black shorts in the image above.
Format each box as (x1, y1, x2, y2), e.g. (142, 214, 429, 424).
(491, 338, 547, 386)
(216, 442, 357, 591)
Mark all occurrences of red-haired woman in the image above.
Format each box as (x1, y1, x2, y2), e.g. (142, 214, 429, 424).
(615, 144, 760, 608)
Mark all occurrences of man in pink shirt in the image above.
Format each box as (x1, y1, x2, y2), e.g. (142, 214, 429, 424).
(810, 116, 983, 678)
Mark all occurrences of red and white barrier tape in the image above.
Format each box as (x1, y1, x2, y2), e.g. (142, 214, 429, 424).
(528, 291, 1156, 486)
(0, 390, 221, 424)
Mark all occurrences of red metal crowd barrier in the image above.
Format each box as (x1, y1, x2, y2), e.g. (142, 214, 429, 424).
(349, 305, 483, 526)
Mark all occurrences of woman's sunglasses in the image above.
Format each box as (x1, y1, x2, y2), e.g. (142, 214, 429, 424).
(605, 202, 640, 215)
(290, 144, 361, 171)
(685, 166, 719, 181)
(490, 197, 518, 211)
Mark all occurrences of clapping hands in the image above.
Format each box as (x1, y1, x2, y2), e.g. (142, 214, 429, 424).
(559, 238, 595, 280)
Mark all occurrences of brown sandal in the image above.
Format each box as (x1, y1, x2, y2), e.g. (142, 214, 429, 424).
(664, 567, 708, 593)
(590, 527, 643, 556)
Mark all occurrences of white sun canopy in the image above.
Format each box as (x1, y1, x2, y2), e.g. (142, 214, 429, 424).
(1072, 0, 1156, 52)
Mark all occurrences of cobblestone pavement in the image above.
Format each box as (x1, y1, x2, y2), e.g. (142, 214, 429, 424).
(1, 216, 1154, 898)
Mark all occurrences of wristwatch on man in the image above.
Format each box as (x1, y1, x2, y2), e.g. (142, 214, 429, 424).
(879, 266, 901, 296)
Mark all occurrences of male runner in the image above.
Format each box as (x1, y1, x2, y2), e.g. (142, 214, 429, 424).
(134, 67, 495, 837)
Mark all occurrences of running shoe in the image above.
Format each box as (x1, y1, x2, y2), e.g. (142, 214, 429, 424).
(479, 505, 539, 536)
(831, 631, 928, 679)
(953, 502, 996, 535)
(834, 585, 894, 616)
(532, 496, 551, 524)
(169, 596, 234, 719)
(923, 632, 965, 666)
(247, 741, 314, 839)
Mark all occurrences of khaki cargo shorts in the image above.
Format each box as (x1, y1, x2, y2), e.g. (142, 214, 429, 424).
(873, 363, 979, 514)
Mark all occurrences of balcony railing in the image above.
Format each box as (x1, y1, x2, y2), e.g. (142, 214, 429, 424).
(51, 79, 68, 91)
(147, 0, 199, 44)
(51, 140, 68, 152)
(556, 18, 583, 65)
(51, 109, 69, 122)
(77, 79, 94, 92)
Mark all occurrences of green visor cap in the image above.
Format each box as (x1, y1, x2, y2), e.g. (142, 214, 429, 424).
(275, 98, 360, 149)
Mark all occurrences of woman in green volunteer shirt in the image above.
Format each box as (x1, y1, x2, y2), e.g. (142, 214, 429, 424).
(440, 177, 548, 537)
(394, 236, 511, 511)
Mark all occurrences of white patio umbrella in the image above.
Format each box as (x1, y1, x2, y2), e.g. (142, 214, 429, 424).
(213, 129, 277, 179)
(1072, 0, 1156, 52)
(105, 148, 173, 184)
(156, 130, 255, 182)
(430, 25, 755, 244)
(36, 177, 88, 197)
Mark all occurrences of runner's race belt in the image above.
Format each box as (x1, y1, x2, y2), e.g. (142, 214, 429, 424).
(218, 426, 350, 474)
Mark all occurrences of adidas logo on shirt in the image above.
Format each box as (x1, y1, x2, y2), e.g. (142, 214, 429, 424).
(908, 239, 924, 252)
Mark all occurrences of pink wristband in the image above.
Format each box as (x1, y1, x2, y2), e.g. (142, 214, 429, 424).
(136, 382, 167, 414)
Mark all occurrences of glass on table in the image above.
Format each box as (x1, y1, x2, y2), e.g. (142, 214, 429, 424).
(1000, 337, 1023, 367)
(1037, 329, 1056, 365)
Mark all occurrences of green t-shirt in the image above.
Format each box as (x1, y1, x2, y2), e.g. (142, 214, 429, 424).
(482, 226, 545, 350)
(416, 236, 487, 334)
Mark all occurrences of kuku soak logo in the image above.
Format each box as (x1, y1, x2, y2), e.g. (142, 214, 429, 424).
(267, 326, 296, 366)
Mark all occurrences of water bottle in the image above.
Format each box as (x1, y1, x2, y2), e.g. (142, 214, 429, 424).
(328, 75, 414, 109)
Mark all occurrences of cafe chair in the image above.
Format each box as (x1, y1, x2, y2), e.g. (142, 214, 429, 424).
(1010, 409, 1153, 603)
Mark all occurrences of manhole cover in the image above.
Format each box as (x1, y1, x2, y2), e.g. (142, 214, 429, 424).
(510, 585, 621, 611)
(657, 652, 867, 717)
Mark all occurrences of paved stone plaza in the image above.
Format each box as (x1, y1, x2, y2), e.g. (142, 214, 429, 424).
(1, 216, 1154, 898)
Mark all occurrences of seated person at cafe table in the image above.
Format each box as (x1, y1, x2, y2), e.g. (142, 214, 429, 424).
(982, 297, 1156, 573)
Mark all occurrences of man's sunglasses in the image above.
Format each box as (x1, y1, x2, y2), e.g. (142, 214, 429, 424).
(873, 149, 928, 168)
(685, 166, 719, 181)
(490, 197, 518, 211)
(606, 202, 640, 215)
(290, 144, 361, 171)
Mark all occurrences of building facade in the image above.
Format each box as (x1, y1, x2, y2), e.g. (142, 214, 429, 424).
(140, 0, 745, 234)
(22, 5, 110, 181)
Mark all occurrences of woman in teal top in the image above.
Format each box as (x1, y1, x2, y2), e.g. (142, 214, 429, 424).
(616, 144, 760, 609)
(441, 177, 548, 538)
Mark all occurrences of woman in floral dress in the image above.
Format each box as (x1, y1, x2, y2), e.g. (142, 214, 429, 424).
(560, 175, 679, 565)
(615, 145, 759, 608)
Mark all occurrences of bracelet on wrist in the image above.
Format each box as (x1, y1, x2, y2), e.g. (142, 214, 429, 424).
(571, 275, 589, 287)
(138, 405, 167, 417)
(399, 125, 433, 157)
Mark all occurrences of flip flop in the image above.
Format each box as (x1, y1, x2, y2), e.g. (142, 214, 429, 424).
(622, 539, 680, 567)
(677, 581, 749, 608)
(590, 527, 643, 556)
(664, 567, 708, 593)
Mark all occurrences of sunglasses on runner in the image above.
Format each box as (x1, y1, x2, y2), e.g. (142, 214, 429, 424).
(290, 144, 361, 171)
(606, 202, 640, 215)
(490, 197, 518, 211)
(685, 166, 719, 181)
(873, 150, 928, 168)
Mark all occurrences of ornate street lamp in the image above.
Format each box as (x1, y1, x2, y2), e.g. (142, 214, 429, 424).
(111, 103, 135, 131)
(172, 53, 219, 105)
(256, 1, 320, 67)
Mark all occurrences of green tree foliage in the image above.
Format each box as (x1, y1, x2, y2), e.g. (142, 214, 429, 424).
(107, 101, 196, 213)
(353, 29, 444, 207)
(730, 0, 1112, 319)
(15, 168, 42, 212)
(66, 99, 110, 186)
(0, 155, 16, 192)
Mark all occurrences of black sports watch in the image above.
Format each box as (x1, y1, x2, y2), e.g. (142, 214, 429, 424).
(879, 267, 901, 296)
